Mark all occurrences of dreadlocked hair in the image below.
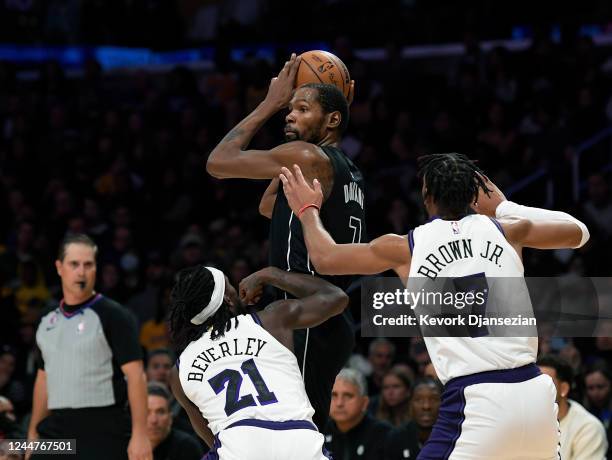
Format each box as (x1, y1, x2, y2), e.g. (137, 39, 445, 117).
(168, 265, 237, 357)
(417, 153, 491, 219)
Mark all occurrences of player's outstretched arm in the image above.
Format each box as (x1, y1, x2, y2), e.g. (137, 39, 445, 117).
(472, 176, 589, 250)
(497, 202, 589, 250)
(169, 367, 215, 447)
(241, 267, 348, 330)
(206, 53, 322, 180)
(279, 165, 410, 275)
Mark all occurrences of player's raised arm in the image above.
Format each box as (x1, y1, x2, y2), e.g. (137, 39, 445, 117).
(240, 267, 348, 331)
(279, 165, 410, 276)
(206, 53, 320, 180)
(472, 176, 589, 250)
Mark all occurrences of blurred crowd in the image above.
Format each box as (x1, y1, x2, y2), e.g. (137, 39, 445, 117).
(0, 23, 612, 458)
(1, 1, 612, 48)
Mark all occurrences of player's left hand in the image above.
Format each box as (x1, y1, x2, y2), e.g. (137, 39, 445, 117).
(239, 269, 267, 305)
(263, 53, 302, 110)
(127, 431, 152, 460)
(279, 165, 323, 218)
(471, 174, 506, 217)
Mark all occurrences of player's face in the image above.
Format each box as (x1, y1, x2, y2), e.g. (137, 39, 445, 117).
(382, 374, 410, 407)
(330, 378, 368, 424)
(147, 395, 172, 446)
(410, 385, 441, 429)
(146, 354, 173, 385)
(55, 243, 97, 300)
(284, 88, 327, 144)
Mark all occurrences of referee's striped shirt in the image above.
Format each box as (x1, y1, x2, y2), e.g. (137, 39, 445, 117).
(36, 294, 142, 409)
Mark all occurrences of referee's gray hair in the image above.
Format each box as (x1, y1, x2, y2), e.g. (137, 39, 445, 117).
(336, 368, 368, 396)
(368, 338, 396, 356)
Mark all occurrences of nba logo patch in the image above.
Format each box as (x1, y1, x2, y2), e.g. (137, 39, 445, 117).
(451, 221, 460, 234)
(77, 320, 85, 334)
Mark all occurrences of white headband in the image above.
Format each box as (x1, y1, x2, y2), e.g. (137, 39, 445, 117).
(190, 266, 226, 325)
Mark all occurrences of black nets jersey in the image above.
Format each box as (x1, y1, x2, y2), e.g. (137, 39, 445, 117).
(268, 145, 367, 430)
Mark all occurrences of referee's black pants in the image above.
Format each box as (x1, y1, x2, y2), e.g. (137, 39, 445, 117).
(31, 406, 131, 460)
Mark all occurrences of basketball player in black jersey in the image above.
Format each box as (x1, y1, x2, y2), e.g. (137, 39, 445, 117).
(206, 53, 367, 430)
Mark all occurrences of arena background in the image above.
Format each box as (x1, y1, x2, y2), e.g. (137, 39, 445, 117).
(0, 0, 611, 457)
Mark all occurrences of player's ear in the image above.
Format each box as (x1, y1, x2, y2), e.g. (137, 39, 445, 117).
(327, 111, 341, 130)
(55, 260, 62, 276)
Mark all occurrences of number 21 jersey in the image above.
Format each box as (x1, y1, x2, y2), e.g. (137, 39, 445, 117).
(178, 314, 315, 434)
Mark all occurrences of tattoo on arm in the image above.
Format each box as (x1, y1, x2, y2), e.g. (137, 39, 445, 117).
(222, 127, 245, 143)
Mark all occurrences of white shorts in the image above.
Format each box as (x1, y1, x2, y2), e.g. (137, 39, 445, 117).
(206, 419, 330, 460)
(418, 364, 560, 460)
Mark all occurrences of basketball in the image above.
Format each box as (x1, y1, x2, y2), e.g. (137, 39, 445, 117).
(296, 50, 351, 99)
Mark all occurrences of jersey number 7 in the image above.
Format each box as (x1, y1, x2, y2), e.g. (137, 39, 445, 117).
(208, 358, 278, 416)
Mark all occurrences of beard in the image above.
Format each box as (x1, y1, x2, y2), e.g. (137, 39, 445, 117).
(284, 128, 300, 142)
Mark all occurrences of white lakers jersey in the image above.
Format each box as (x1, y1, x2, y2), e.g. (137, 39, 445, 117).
(407, 215, 538, 384)
(178, 314, 315, 434)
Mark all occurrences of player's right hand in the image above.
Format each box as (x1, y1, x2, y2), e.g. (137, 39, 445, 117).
(239, 269, 267, 305)
(471, 174, 507, 217)
(263, 53, 301, 110)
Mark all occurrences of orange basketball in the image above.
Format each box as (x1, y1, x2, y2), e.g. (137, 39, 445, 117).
(296, 50, 351, 99)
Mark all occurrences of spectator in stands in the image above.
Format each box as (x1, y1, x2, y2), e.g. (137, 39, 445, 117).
(583, 173, 612, 239)
(0, 346, 27, 416)
(366, 339, 395, 396)
(0, 395, 23, 439)
(385, 378, 442, 460)
(139, 284, 172, 352)
(583, 364, 612, 432)
(375, 366, 413, 427)
(325, 368, 392, 460)
(145, 349, 174, 388)
(538, 354, 608, 459)
(146, 383, 203, 460)
(409, 340, 431, 377)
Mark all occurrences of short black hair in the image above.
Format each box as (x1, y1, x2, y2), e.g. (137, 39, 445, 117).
(302, 83, 349, 133)
(58, 233, 98, 261)
(147, 348, 175, 362)
(168, 265, 236, 356)
(147, 382, 171, 401)
(417, 153, 490, 219)
(413, 377, 443, 394)
(537, 354, 574, 385)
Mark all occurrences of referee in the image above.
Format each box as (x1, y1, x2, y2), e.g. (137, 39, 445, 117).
(26, 234, 152, 460)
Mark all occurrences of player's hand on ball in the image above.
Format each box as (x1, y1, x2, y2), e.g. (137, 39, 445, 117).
(264, 53, 302, 110)
(279, 165, 323, 218)
(471, 174, 507, 217)
(239, 270, 267, 305)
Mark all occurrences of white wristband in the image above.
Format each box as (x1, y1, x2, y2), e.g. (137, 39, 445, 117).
(495, 200, 590, 248)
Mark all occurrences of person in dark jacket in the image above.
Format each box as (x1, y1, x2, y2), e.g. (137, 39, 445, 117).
(324, 368, 391, 460)
(385, 378, 442, 459)
(146, 383, 203, 460)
